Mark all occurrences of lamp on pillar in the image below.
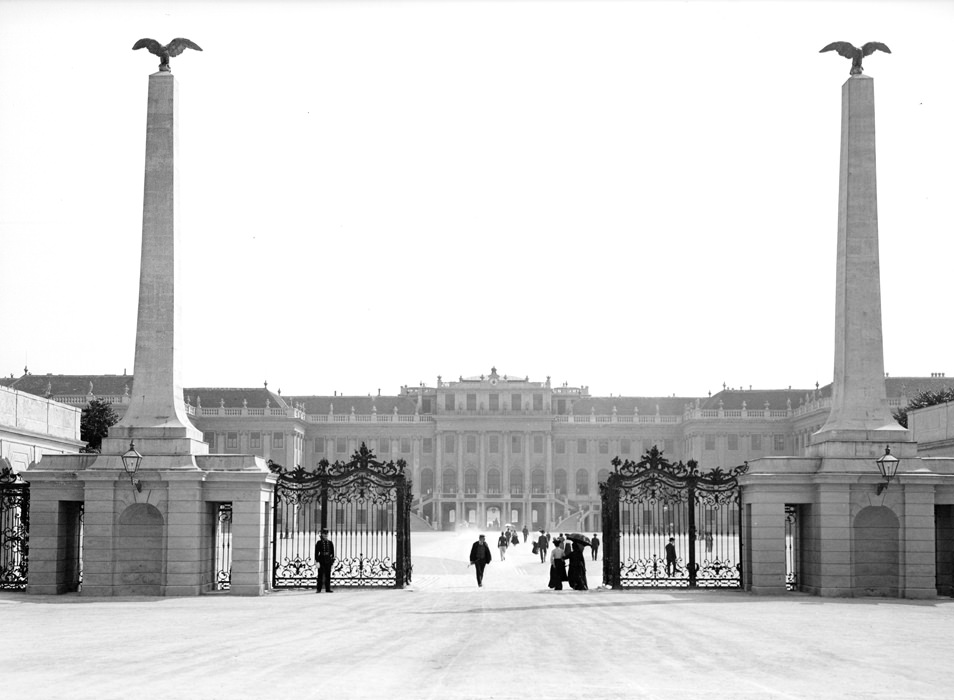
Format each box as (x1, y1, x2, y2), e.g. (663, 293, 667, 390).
(875, 446, 900, 495)
(121, 440, 143, 492)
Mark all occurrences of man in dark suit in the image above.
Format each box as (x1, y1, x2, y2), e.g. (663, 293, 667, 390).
(315, 528, 336, 593)
(537, 530, 549, 563)
(591, 533, 601, 560)
(469, 534, 493, 587)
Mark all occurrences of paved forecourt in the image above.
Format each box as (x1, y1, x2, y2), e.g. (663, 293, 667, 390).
(4, 531, 954, 699)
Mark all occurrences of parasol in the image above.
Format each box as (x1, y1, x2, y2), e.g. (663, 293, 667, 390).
(566, 533, 591, 546)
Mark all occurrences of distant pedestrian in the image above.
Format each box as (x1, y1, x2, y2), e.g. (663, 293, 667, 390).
(665, 537, 680, 576)
(548, 537, 568, 590)
(511, 531, 519, 547)
(522, 525, 529, 542)
(537, 530, 549, 563)
(591, 534, 601, 560)
(498, 532, 509, 560)
(314, 528, 335, 593)
(469, 534, 493, 587)
(567, 541, 589, 590)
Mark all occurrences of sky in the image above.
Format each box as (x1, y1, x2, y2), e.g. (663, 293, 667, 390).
(1, 0, 951, 399)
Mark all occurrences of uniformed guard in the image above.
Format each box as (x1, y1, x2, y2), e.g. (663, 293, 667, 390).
(315, 528, 336, 593)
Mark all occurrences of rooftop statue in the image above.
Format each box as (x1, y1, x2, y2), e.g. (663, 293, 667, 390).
(820, 41, 890, 75)
(132, 38, 203, 72)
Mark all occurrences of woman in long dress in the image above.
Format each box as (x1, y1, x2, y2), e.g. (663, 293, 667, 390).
(548, 537, 568, 590)
(567, 541, 588, 590)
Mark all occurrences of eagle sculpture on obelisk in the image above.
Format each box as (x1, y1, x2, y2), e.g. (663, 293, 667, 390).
(133, 38, 202, 72)
(820, 41, 891, 75)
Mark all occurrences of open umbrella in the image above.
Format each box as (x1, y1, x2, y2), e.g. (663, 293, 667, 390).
(566, 533, 591, 546)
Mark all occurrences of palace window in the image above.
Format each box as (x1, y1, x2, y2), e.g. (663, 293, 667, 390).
(621, 438, 631, 455)
(489, 393, 499, 411)
(774, 434, 785, 452)
(533, 435, 544, 454)
(554, 469, 568, 495)
(204, 432, 216, 448)
(378, 438, 389, 453)
(466, 393, 476, 411)
(420, 468, 434, 494)
(487, 468, 501, 494)
(511, 393, 522, 411)
(423, 438, 433, 453)
(445, 394, 455, 411)
(511, 435, 522, 454)
(531, 468, 545, 494)
(751, 434, 762, 451)
(273, 432, 284, 449)
(400, 438, 410, 453)
(421, 397, 432, 413)
(727, 434, 738, 451)
(576, 469, 589, 495)
(250, 432, 261, 449)
(314, 437, 324, 453)
(489, 435, 499, 453)
(444, 434, 455, 453)
(336, 437, 347, 453)
(704, 435, 716, 451)
(226, 433, 238, 449)
(599, 439, 609, 454)
(464, 469, 479, 494)
(533, 393, 543, 411)
(466, 435, 477, 454)
(555, 439, 566, 454)
(577, 439, 587, 454)
(509, 468, 523, 495)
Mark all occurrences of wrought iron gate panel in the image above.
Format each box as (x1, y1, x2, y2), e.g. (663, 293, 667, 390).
(271, 444, 411, 588)
(785, 504, 798, 591)
(600, 447, 746, 589)
(0, 466, 29, 590)
(214, 503, 233, 591)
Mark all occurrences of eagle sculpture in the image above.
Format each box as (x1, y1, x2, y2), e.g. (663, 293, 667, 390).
(132, 38, 203, 72)
(820, 41, 890, 75)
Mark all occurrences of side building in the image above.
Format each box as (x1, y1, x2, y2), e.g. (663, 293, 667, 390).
(5, 368, 950, 532)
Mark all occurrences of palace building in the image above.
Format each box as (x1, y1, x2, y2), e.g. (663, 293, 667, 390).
(3, 367, 951, 532)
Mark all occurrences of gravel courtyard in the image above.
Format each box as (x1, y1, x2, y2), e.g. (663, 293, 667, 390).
(5, 531, 953, 699)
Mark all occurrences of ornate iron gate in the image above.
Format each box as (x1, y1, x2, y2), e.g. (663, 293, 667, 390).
(270, 443, 412, 588)
(0, 466, 29, 590)
(213, 503, 232, 591)
(600, 447, 747, 589)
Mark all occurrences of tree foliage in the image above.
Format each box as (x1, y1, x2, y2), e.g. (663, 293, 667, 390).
(80, 399, 119, 453)
(892, 387, 954, 429)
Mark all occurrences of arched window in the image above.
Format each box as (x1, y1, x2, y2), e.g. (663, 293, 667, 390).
(510, 468, 523, 495)
(531, 468, 545, 494)
(464, 468, 479, 494)
(554, 469, 567, 496)
(487, 468, 501, 494)
(420, 468, 434, 495)
(576, 469, 590, 495)
(442, 468, 457, 494)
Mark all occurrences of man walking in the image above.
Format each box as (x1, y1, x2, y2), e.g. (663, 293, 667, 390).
(315, 528, 336, 593)
(665, 537, 680, 577)
(591, 533, 600, 561)
(470, 534, 493, 587)
(537, 530, 549, 563)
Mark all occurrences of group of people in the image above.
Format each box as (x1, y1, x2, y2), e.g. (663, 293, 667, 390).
(468, 529, 602, 591)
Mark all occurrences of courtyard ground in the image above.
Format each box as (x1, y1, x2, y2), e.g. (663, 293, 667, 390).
(4, 530, 953, 699)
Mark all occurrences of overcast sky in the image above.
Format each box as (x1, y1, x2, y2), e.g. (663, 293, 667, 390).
(1, 0, 951, 399)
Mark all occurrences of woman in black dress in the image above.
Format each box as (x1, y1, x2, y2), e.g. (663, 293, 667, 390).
(548, 537, 568, 590)
(567, 541, 588, 590)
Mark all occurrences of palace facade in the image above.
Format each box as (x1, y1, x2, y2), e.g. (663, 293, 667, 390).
(3, 367, 950, 531)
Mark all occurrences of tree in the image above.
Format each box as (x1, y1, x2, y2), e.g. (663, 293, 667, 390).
(80, 399, 119, 453)
(892, 387, 954, 429)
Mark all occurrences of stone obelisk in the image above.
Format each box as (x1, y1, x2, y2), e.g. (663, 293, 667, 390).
(811, 73, 908, 456)
(106, 70, 206, 456)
